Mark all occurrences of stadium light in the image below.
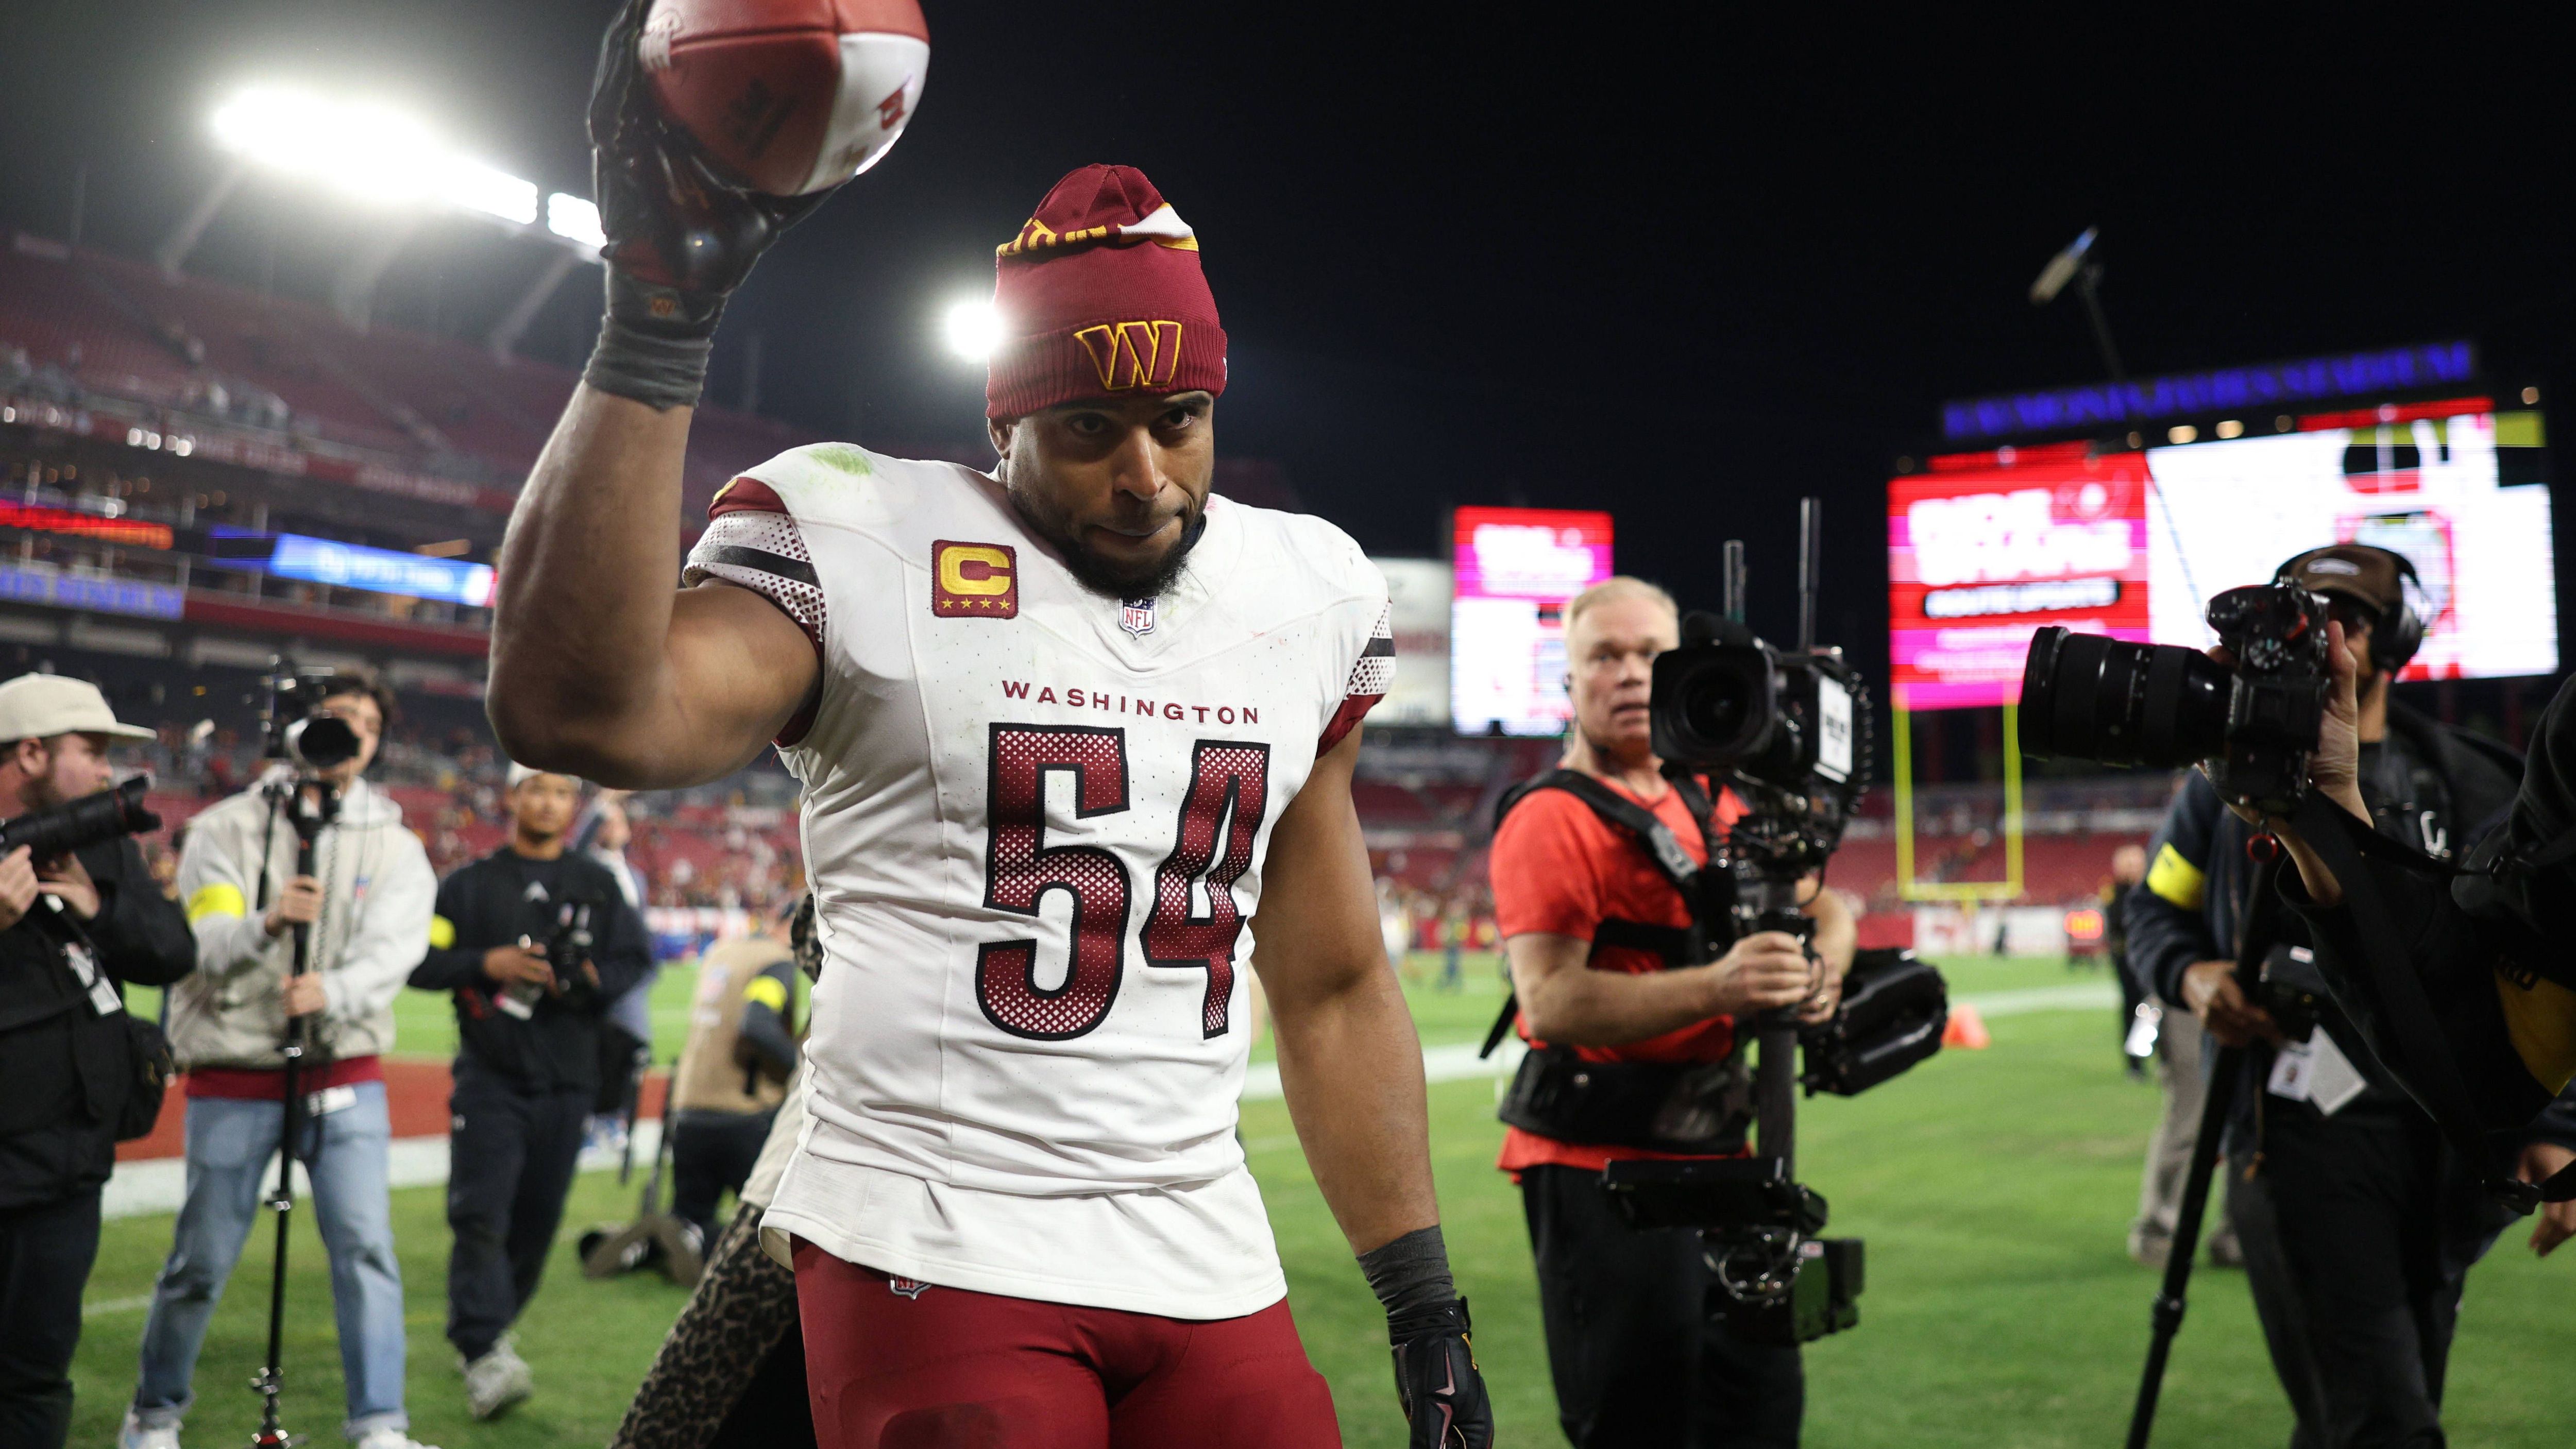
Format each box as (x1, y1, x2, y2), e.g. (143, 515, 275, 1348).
(205, 85, 594, 259)
(212, 88, 444, 205)
(546, 193, 605, 250)
(440, 160, 539, 227)
(2025, 224, 2125, 382)
(2027, 225, 2097, 306)
(944, 299, 1001, 361)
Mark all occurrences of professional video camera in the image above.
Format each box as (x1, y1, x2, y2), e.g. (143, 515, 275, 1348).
(0, 775, 161, 859)
(259, 659, 362, 773)
(1649, 611, 1865, 837)
(2019, 582, 2333, 815)
(1599, 500, 1941, 1346)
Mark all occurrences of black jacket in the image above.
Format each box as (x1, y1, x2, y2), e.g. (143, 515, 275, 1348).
(409, 846, 651, 1095)
(0, 837, 197, 1209)
(2122, 700, 2576, 1149)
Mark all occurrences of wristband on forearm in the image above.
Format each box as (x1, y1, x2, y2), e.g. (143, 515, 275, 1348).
(1358, 1224, 1458, 1324)
(582, 269, 727, 411)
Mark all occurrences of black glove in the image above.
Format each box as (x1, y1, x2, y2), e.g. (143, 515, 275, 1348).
(1389, 1298, 1493, 1449)
(583, 0, 825, 408)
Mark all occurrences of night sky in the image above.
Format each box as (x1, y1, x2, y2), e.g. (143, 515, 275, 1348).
(7, 3, 2574, 697)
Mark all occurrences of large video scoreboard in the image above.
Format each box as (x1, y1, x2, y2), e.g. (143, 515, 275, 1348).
(1450, 506, 1614, 736)
(1889, 399, 2555, 710)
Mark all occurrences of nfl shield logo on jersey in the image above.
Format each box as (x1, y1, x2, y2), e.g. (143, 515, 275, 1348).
(1120, 596, 1158, 638)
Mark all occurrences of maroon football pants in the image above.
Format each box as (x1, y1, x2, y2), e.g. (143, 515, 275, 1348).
(793, 1241, 1343, 1448)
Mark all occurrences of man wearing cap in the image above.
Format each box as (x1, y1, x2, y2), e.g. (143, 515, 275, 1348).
(407, 764, 651, 1420)
(2123, 544, 2576, 1446)
(471, 13, 1494, 1446)
(121, 669, 440, 1449)
(0, 674, 195, 1448)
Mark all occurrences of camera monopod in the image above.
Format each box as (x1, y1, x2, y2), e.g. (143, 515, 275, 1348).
(249, 777, 340, 1449)
(2123, 838, 2282, 1448)
(1723, 530, 1811, 1179)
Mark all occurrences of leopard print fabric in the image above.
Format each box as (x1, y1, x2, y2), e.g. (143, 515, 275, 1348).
(609, 1202, 802, 1449)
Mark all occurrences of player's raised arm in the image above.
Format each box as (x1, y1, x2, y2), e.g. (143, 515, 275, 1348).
(495, 392, 814, 789)
(492, 0, 890, 787)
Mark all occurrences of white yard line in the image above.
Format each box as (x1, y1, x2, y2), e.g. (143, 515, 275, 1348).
(101, 1120, 663, 1222)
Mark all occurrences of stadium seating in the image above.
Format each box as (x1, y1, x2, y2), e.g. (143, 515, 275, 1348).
(2, 233, 828, 503)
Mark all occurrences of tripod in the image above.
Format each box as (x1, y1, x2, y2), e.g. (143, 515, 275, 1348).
(250, 778, 338, 1449)
(2123, 842, 2281, 1448)
(580, 1073, 706, 1288)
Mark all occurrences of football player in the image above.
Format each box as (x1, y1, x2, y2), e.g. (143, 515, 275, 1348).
(485, 9, 1492, 1448)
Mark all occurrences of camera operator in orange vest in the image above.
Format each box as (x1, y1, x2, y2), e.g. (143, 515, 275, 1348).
(1489, 576, 1854, 1449)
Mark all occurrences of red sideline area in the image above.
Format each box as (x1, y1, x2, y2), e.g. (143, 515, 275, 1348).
(116, 1063, 672, 1161)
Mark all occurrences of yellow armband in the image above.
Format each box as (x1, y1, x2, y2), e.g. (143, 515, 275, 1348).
(185, 883, 246, 925)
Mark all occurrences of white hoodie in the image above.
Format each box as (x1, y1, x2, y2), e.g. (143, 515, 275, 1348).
(165, 771, 437, 1070)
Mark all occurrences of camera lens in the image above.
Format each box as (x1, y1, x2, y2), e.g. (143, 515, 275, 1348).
(283, 714, 362, 770)
(1681, 669, 1756, 747)
(2018, 626, 2229, 769)
(1653, 646, 1776, 770)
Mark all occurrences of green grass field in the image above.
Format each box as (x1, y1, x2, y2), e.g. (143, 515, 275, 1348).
(76, 956, 2576, 1446)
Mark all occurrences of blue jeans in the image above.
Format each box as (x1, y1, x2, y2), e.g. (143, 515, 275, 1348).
(131, 1081, 409, 1442)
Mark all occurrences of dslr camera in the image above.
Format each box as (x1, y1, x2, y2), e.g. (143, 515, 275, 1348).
(260, 660, 362, 773)
(2019, 582, 2333, 814)
(496, 899, 601, 1019)
(0, 775, 162, 860)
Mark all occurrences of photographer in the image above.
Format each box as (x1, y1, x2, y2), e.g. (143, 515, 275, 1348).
(2121, 545, 2568, 1447)
(2259, 629, 2576, 1221)
(0, 676, 195, 1449)
(1490, 577, 1853, 1449)
(665, 900, 797, 1253)
(408, 764, 649, 1421)
(121, 671, 437, 1449)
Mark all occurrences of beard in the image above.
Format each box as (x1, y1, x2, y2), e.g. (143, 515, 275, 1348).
(1009, 486, 1207, 600)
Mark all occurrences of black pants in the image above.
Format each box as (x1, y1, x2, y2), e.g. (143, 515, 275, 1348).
(597, 1022, 650, 1117)
(1520, 1164, 1804, 1448)
(670, 1109, 775, 1249)
(0, 1188, 103, 1449)
(446, 1060, 592, 1360)
(2227, 1100, 2509, 1449)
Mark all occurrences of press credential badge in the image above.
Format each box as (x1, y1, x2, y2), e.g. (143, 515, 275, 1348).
(63, 939, 123, 1017)
(2266, 1028, 2368, 1116)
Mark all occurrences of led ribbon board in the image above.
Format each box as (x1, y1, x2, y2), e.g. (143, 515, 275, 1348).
(219, 530, 496, 608)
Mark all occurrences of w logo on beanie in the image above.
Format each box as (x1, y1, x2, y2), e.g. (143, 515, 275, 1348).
(1074, 322, 1184, 391)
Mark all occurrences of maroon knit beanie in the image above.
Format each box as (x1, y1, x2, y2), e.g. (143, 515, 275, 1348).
(985, 164, 1227, 420)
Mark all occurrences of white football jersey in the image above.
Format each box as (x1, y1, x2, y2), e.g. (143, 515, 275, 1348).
(685, 441, 1391, 1318)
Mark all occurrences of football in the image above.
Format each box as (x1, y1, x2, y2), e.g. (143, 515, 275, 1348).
(639, 0, 929, 197)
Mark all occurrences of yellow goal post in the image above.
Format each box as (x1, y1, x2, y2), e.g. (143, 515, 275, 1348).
(1891, 702, 2024, 903)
